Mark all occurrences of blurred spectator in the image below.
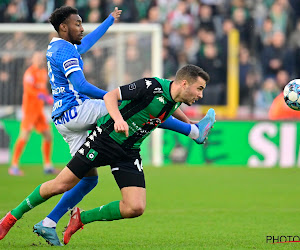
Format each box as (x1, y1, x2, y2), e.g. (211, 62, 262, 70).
(275, 69, 290, 90)
(196, 4, 215, 32)
(231, 6, 254, 49)
(124, 45, 143, 82)
(80, 0, 103, 22)
(156, 0, 179, 23)
(133, 0, 155, 21)
(239, 46, 255, 104)
(219, 18, 235, 64)
(243, 69, 261, 109)
(167, 0, 194, 32)
(269, 0, 293, 34)
(289, 18, 300, 77)
(87, 8, 102, 23)
(182, 36, 199, 64)
(197, 43, 226, 104)
(105, 0, 137, 22)
(32, 0, 54, 23)
(163, 46, 178, 79)
(255, 77, 279, 110)
(3, 0, 29, 22)
(261, 31, 295, 78)
(257, 17, 274, 53)
(147, 5, 160, 23)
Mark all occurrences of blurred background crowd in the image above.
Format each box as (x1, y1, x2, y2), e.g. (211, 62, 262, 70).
(0, 0, 300, 117)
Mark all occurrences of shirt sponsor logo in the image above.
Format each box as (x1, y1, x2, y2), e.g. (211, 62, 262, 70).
(128, 82, 136, 90)
(52, 100, 62, 111)
(52, 87, 65, 95)
(63, 58, 79, 71)
(153, 87, 163, 94)
(54, 106, 78, 125)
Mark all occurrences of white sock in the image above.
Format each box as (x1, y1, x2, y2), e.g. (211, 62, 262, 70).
(42, 217, 57, 228)
(188, 124, 199, 139)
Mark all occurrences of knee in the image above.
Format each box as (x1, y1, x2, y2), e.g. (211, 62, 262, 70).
(126, 202, 146, 218)
(52, 183, 72, 195)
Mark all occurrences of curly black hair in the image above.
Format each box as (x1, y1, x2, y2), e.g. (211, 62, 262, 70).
(49, 6, 78, 32)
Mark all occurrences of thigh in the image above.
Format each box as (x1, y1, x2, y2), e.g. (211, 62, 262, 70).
(35, 113, 49, 133)
(67, 99, 108, 131)
(111, 155, 145, 189)
(55, 123, 89, 156)
(21, 112, 36, 131)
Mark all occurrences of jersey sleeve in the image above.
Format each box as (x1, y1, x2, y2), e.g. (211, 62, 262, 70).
(55, 43, 82, 77)
(119, 78, 162, 100)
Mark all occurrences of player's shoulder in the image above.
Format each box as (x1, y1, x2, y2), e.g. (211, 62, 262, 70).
(136, 77, 164, 95)
(48, 38, 77, 54)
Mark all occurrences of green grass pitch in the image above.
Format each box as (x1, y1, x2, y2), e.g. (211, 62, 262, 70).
(1, 164, 300, 249)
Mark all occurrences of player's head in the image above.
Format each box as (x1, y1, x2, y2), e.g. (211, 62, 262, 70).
(173, 64, 210, 106)
(32, 51, 46, 69)
(49, 6, 84, 45)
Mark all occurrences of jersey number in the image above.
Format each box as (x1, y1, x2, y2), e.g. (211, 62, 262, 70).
(134, 159, 143, 172)
(47, 61, 55, 83)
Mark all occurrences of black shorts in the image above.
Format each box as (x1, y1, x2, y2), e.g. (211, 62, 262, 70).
(67, 126, 145, 189)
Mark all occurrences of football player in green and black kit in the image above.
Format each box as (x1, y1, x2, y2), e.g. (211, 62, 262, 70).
(0, 65, 215, 245)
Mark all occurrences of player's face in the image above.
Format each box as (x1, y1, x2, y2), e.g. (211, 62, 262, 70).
(181, 77, 206, 106)
(66, 14, 84, 45)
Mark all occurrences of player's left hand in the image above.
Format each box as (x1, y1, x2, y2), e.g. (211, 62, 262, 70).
(114, 118, 129, 137)
(111, 7, 122, 20)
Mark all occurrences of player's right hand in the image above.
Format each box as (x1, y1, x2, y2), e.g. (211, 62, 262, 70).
(114, 119, 129, 137)
(111, 7, 122, 20)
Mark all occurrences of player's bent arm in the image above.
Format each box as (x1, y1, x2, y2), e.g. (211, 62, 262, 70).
(76, 15, 115, 54)
(103, 88, 129, 137)
(172, 108, 193, 124)
(68, 70, 107, 99)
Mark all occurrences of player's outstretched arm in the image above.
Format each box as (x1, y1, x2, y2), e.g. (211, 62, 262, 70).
(103, 88, 129, 137)
(68, 70, 107, 99)
(76, 7, 122, 54)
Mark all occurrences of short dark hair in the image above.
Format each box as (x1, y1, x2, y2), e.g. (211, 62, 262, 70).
(175, 64, 210, 83)
(49, 6, 78, 32)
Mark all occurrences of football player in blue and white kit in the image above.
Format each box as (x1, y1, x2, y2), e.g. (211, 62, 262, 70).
(28, 6, 215, 246)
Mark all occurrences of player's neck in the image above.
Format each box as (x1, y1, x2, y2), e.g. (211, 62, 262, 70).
(170, 82, 181, 103)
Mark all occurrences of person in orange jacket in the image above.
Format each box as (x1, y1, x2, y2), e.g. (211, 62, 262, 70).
(9, 51, 59, 176)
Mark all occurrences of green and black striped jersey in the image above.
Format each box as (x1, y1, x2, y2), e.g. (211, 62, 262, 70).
(97, 77, 181, 149)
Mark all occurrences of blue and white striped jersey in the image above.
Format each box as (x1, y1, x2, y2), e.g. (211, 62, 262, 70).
(46, 37, 89, 119)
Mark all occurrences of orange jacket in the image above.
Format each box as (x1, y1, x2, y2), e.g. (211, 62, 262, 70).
(268, 93, 300, 120)
(22, 65, 48, 114)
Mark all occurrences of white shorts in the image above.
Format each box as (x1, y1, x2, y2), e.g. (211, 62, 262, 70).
(54, 99, 108, 156)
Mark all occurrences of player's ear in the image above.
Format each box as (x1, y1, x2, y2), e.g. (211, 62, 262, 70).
(60, 22, 68, 32)
(181, 80, 188, 89)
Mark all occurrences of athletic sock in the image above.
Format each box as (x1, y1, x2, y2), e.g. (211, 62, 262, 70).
(47, 176, 98, 224)
(11, 138, 26, 165)
(188, 124, 200, 139)
(42, 217, 57, 228)
(81, 200, 122, 224)
(42, 140, 52, 165)
(158, 116, 191, 136)
(11, 184, 46, 220)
